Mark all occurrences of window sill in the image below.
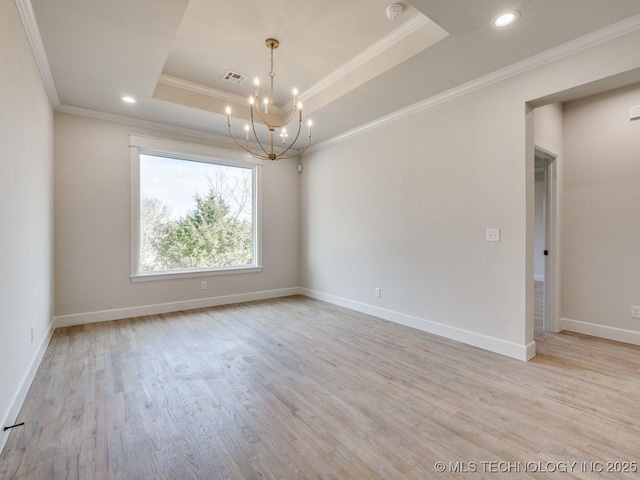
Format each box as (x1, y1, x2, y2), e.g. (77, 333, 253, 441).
(130, 265, 263, 282)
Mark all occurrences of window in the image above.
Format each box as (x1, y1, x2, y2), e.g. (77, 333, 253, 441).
(130, 135, 262, 281)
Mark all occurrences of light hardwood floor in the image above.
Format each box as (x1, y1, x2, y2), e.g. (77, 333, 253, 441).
(534, 280, 544, 331)
(1, 294, 639, 479)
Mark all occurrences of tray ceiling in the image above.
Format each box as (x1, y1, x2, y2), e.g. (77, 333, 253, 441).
(30, 0, 640, 144)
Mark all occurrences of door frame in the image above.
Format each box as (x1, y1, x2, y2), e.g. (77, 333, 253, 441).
(534, 146, 560, 333)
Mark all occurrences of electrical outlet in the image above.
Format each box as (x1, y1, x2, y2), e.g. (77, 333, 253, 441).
(632, 306, 640, 318)
(486, 228, 501, 242)
(201, 281, 207, 290)
(375, 287, 381, 298)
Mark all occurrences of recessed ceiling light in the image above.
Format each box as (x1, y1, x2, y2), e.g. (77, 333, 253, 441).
(492, 10, 520, 28)
(121, 96, 136, 104)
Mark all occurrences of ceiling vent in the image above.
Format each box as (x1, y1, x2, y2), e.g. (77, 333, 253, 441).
(222, 71, 248, 85)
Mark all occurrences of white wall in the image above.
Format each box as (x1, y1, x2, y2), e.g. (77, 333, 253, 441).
(54, 112, 300, 322)
(0, 0, 54, 450)
(561, 83, 640, 341)
(535, 103, 564, 156)
(301, 29, 640, 360)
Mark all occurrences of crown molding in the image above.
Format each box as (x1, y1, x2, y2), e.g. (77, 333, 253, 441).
(298, 14, 430, 103)
(57, 104, 240, 144)
(159, 74, 248, 106)
(14, 0, 60, 108)
(55, 104, 301, 157)
(158, 74, 285, 115)
(306, 13, 640, 154)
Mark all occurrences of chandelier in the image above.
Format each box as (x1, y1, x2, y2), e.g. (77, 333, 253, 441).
(225, 38, 312, 161)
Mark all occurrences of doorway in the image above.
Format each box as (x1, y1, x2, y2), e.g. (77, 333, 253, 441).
(534, 147, 559, 333)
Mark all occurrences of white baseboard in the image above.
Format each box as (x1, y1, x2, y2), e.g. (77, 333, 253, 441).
(0, 320, 55, 455)
(561, 317, 640, 346)
(534, 274, 545, 282)
(54, 287, 300, 328)
(300, 288, 535, 361)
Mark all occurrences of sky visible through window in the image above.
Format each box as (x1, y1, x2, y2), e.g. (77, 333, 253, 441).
(140, 154, 251, 221)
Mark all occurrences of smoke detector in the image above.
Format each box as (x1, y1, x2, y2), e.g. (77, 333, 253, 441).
(386, 3, 403, 20)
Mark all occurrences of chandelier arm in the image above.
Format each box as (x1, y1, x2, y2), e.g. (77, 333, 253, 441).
(270, 109, 297, 130)
(276, 135, 312, 160)
(276, 104, 299, 129)
(227, 110, 271, 160)
(244, 138, 271, 160)
(279, 114, 303, 157)
(247, 151, 269, 161)
(253, 97, 271, 126)
(250, 106, 273, 159)
(250, 103, 298, 141)
(227, 122, 257, 156)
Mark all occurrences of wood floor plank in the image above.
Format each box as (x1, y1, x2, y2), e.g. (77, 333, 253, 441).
(2, 293, 640, 479)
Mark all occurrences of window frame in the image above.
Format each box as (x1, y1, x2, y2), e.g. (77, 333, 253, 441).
(129, 134, 263, 282)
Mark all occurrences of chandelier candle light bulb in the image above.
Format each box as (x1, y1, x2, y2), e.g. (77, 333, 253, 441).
(225, 38, 313, 160)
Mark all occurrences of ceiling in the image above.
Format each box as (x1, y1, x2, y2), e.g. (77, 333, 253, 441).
(162, 0, 426, 104)
(30, 0, 640, 145)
